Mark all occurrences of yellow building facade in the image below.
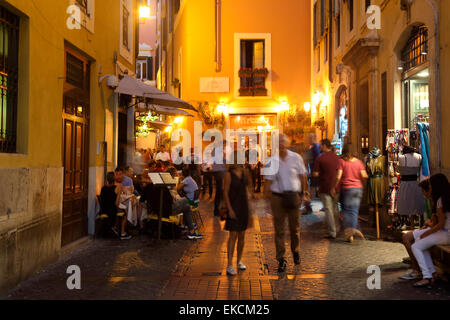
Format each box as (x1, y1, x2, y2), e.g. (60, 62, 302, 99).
(156, 0, 311, 147)
(312, 0, 450, 178)
(0, 0, 139, 292)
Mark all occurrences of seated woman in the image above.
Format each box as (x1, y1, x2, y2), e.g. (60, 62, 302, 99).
(177, 167, 199, 204)
(400, 173, 450, 287)
(99, 172, 131, 240)
(140, 168, 202, 240)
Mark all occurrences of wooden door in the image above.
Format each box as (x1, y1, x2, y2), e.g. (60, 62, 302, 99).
(61, 48, 90, 247)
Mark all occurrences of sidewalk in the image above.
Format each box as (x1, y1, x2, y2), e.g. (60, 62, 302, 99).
(158, 198, 273, 300)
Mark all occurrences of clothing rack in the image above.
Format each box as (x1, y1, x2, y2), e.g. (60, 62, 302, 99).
(385, 129, 410, 230)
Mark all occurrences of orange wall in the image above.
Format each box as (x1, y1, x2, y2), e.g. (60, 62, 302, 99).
(165, 0, 311, 145)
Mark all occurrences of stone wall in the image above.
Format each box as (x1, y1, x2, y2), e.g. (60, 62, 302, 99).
(0, 167, 63, 293)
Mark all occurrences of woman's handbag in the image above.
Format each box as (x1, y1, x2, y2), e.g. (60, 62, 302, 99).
(218, 199, 229, 220)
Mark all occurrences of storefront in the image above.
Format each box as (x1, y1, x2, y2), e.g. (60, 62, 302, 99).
(333, 87, 349, 155)
(402, 68, 430, 128)
(400, 25, 430, 130)
(228, 113, 277, 152)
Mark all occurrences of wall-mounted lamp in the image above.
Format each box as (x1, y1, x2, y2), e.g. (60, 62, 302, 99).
(304, 102, 311, 113)
(278, 100, 290, 112)
(312, 91, 321, 107)
(217, 102, 229, 115)
(174, 117, 184, 124)
(397, 60, 404, 71)
(98, 74, 119, 89)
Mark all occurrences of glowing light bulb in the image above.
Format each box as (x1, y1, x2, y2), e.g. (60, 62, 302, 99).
(304, 102, 311, 112)
(139, 5, 151, 19)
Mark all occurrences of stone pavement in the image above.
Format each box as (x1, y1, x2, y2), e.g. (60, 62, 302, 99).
(159, 197, 450, 300)
(2, 196, 450, 300)
(158, 199, 272, 300)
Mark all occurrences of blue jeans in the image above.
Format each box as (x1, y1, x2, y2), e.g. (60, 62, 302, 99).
(341, 188, 363, 230)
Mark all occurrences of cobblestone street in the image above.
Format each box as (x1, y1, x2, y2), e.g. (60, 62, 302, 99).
(3, 198, 450, 300)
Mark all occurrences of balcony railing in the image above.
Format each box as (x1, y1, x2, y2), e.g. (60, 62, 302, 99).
(239, 68, 269, 97)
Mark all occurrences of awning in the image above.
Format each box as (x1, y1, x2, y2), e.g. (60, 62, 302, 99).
(149, 121, 171, 131)
(115, 75, 196, 111)
(136, 103, 194, 117)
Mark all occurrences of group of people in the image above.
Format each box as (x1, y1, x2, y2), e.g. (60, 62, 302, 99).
(99, 157, 205, 240)
(107, 136, 450, 284)
(400, 173, 450, 287)
(222, 133, 450, 285)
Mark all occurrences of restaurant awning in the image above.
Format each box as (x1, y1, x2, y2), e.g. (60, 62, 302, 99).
(115, 75, 196, 112)
(149, 121, 171, 131)
(135, 103, 194, 117)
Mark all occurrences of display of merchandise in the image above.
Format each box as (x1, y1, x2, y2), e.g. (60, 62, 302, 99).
(385, 118, 430, 231)
(385, 129, 409, 230)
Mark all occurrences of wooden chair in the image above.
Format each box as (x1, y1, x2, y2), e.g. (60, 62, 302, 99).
(188, 190, 204, 229)
(96, 195, 126, 238)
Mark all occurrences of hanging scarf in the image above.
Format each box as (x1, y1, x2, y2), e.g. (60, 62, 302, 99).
(418, 123, 430, 179)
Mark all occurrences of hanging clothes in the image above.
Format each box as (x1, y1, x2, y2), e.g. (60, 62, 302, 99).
(397, 152, 426, 216)
(417, 122, 430, 180)
(367, 153, 386, 206)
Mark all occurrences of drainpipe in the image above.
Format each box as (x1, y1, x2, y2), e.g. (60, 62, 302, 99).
(424, 0, 441, 172)
(215, 0, 222, 72)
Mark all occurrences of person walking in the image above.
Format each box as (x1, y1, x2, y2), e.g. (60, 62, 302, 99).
(400, 174, 450, 287)
(313, 139, 341, 239)
(212, 141, 227, 215)
(201, 159, 213, 201)
(223, 152, 254, 275)
(264, 134, 308, 272)
(331, 143, 368, 243)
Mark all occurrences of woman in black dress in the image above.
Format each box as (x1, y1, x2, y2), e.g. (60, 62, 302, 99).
(223, 151, 254, 276)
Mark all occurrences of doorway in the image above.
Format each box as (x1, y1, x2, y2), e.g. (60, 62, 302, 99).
(358, 82, 369, 154)
(61, 47, 90, 247)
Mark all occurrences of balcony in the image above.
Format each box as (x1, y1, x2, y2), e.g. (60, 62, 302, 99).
(238, 68, 269, 97)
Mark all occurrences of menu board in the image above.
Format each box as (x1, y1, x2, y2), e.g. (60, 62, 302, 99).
(160, 173, 178, 185)
(148, 173, 164, 185)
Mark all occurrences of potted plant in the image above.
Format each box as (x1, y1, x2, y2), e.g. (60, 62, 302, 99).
(239, 86, 253, 96)
(253, 85, 267, 96)
(238, 68, 253, 78)
(253, 68, 269, 78)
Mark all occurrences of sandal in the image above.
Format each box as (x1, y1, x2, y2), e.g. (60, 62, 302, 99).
(413, 278, 433, 288)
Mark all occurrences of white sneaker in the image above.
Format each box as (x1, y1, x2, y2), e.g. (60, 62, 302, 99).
(237, 262, 247, 270)
(226, 266, 237, 276)
(399, 270, 421, 280)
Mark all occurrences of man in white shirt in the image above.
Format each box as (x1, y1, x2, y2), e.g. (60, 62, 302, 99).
(264, 134, 308, 273)
(155, 145, 171, 162)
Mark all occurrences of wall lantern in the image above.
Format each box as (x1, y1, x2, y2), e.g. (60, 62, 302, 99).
(139, 0, 151, 20)
(304, 102, 311, 113)
(278, 100, 290, 112)
(174, 117, 184, 124)
(312, 91, 321, 107)
(217, 102, 229, 115)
